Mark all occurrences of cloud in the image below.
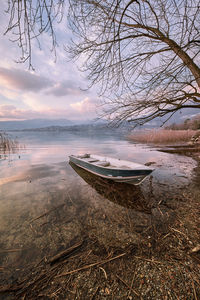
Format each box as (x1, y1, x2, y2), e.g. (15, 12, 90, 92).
(70, 97, 96, 113)
(0, 104, 38, 120)
(0, 9, 99, 122)
(46, 80, 87, 97)
(0, 102, 97, 121)
(0, 67, 52, 92)
(0, 66, 88, 99)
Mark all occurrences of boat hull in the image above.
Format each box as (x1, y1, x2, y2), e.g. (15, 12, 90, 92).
(69, 155, 153, 185)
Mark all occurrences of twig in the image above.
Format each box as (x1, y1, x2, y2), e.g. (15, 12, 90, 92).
(191, 245, 200, 253)
(81, 249, 93, 260)
(49, 287, 62, 298)
(0, 249, 23, 253)
(191, 279, 198, 300)
(30, 204, 65, 223)
(115, 274, 139, 297)
(40, 222, 50, 227)
(56, 252, 126, 278)
(170, 227, 189, 240)
(128, 267, 137, 297)
(73, 284, 77, 300)
(0, 285, 22, 293)
(49, 241, 83, 265)
(90, 286, 100, 300)
(99, 267, 107, 279)
(134, 256, 162, 264)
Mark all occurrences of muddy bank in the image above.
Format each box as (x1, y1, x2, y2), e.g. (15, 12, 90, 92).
(159, 143, 200, 156)
(0, 144, 199, 299)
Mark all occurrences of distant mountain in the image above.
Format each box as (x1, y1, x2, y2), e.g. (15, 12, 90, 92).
(143, 107, 200, 128)
(0, 118, 74, 130)
(20, 123, 121, 135)
(0, 107, 199, 131)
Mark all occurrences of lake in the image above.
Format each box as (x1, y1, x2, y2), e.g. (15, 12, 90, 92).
(0, 130, 198, 294)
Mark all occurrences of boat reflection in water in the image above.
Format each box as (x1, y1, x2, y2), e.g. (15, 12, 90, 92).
(69, 162, 151, 214)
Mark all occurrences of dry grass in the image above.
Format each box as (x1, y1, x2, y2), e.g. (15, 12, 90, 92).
(128, 129, 196, 144)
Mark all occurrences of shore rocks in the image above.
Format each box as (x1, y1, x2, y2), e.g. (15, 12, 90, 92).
(191, 130, 200, 144)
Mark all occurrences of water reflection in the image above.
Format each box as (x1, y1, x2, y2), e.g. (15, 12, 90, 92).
(69, 162, 151, 213)
(0, 164, 58, 186)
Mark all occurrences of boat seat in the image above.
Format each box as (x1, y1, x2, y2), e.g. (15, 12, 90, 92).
(96, 161, 110, 167)
(78, 154, 90, 158)
(86, 159, 99, 163)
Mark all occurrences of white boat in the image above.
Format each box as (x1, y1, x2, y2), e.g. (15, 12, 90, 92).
(69, 154, 154, 185)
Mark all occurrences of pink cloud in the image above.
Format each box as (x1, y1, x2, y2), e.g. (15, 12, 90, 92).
(0, 67, 88, 99)
(0, 104, 97, 121)
(0, 105, 40, 120)
(70, 97, 96, 113)
(0, 67, 52, 91)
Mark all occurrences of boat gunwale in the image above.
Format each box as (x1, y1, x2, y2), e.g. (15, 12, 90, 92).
(70, 162, 147, 185)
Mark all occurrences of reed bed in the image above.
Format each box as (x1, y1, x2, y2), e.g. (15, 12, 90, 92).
(129, 129, 196, 144)
(0, 132, 19, 152)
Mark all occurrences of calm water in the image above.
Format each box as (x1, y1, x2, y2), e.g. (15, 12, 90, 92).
(0, 131, 197, 284)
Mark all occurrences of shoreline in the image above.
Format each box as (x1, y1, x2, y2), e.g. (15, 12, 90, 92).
(159, 143, 200, 163)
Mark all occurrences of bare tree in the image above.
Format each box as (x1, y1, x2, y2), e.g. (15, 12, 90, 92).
(4, 0, 200, 125)
(68, 0, 200, 125)
(4, 0, 65, 69)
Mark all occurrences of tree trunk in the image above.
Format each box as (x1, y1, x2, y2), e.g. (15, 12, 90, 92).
(163, 37, 200, 88)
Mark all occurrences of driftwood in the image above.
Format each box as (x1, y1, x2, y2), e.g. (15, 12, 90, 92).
(49, 241, 84, 265)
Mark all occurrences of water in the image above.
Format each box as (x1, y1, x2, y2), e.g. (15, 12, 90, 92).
(0, 131, 198, 286)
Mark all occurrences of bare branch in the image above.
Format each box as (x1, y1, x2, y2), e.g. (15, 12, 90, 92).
(4, 0, 65, 68)
(68, 0, 200, 125)
(3, 0, 200, 125)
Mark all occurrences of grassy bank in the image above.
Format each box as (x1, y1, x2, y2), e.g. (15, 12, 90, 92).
(129, 129, 197, 144)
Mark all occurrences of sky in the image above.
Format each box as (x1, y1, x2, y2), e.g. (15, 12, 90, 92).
(0, 2, 98, 122)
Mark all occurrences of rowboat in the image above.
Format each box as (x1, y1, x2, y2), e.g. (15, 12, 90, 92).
(69, 154, 154, 185)
(69, 161, 151, 212)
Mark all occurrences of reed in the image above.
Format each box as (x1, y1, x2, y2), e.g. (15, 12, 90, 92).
(129, 129, 196, 144)
(0, 132, 19, 152)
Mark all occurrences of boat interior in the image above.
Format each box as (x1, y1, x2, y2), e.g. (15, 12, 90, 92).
(77, 154, 111, 167)
(76, 154, 131, 169)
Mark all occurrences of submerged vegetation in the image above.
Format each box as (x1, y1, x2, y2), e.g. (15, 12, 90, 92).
(129, 129, 197, 144)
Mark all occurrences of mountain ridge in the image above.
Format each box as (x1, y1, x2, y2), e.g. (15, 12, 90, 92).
(0, 107, 199, 130)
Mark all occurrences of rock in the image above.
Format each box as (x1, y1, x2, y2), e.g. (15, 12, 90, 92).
(191, 130, 200, 144)
(145, 161, 156, 166)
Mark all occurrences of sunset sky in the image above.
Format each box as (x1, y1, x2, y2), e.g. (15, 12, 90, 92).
(0, 3, 98, 122)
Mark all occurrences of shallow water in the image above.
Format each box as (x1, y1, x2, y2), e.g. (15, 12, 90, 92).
(0, 131, 198, 285)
